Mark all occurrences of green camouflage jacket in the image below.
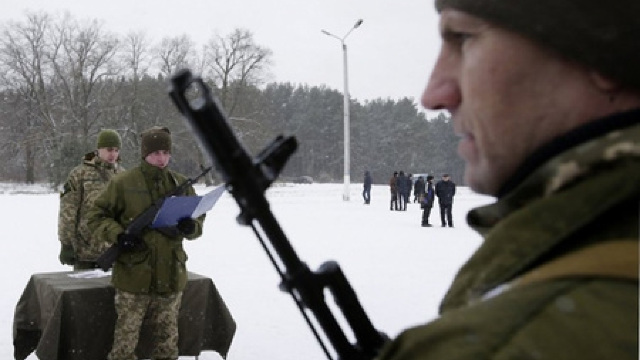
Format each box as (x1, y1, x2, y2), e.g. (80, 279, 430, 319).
(58, 152, 123, 262)
(87, 161, 204, 294)
(377, 115, 640, 360)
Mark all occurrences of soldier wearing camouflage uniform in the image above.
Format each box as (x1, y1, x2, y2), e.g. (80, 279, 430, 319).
(58, 129, 124, 270)
(87, 126, 204, 360)
(377, 1, 639, 359)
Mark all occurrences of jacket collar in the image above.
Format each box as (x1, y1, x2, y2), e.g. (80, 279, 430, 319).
(83, 151, 117, 170)
(140, 160, 168, 178)
(498, 108, 640, 197)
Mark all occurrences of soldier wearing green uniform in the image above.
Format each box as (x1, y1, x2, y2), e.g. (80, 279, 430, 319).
(58, 129, 124, 270)
(377, 1, 639, 359)
(87, 126, 205, 360)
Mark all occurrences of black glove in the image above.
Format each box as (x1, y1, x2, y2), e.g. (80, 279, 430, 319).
(59, 244, 76, 265)
(176, 217, 196, 235)
(117, 233, 140, 252)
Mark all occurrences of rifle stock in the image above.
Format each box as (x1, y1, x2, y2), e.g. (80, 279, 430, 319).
(96, 245, 119, 271)
(168, 69, 387, 360)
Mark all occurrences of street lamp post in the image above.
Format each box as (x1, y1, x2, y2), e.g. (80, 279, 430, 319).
(322, 19, 363, 201)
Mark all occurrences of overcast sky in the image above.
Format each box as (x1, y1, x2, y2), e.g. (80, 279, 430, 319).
(1, 0, 442, 103)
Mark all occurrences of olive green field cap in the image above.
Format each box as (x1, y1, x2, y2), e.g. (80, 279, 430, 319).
(96, 129, 121, 149)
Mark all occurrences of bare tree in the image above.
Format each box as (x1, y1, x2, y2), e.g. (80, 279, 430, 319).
(48, 13, 121, 143)
(201, 28, 273, 115)
(121, 31, 153, 81)
(0, 12, 58, 182)
(114, 31, 155, 151)
(154, 34, 196, 78)
(0, 14, 277, 183)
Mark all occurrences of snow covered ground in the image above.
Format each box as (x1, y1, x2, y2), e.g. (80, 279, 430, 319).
(1, 182, 493, 360)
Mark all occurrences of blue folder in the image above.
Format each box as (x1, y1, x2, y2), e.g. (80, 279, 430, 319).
(151, 185, 225, 228)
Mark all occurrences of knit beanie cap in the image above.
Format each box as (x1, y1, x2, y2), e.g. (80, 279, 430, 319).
(96, 129, 121, 149)
(140, 126, 172, 158)
(435, 0, 640, 91)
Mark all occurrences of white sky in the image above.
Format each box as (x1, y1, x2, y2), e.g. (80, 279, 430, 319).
(1, 0, 442, 103)
(4, 182, 493, 360)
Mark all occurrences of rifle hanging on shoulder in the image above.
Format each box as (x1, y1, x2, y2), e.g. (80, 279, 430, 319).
(95, 166, 212, 271)
(168, 69, 388, 360)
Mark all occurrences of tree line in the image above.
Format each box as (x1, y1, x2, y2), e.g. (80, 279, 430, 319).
(0, 11, 463, 187)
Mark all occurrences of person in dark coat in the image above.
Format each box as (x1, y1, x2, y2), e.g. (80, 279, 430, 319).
(362, 170, 372, 204)
(397, 171, 409, 211)
(420, 175, 435, 226)
(413, 176, 425, 203)
(435, 174, 456, 227)
(389, 171, 399, 210)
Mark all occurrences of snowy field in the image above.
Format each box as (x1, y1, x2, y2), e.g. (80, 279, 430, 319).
(1, 182, 494, 360)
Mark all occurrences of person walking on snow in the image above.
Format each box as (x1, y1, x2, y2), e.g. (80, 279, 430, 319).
(363, 170, 372, 204)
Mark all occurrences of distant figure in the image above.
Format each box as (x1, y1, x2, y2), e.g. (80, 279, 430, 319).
(58, 129, 124, 270)
(362, 170, 372, 205)
(406, 174, 413, 203)
(413, 176, 425, 203)
(435, 174, 456, 227)
(397, 171, 409, 211)
(421, 175, 435, 227)
(389, 171, 399, 211)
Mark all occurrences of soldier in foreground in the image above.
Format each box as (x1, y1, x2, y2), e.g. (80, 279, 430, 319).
(377, 0, 639, 359)
(88, 126, 204, 360)
(58, 129, 124, 270)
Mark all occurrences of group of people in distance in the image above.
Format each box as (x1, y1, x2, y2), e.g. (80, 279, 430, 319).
(418, 173, 456, 227)
(388, 170, 413, 211)
(362, 170, 457, 228)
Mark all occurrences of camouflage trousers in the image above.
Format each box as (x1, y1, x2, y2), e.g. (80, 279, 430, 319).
(108, 289, 183, 360)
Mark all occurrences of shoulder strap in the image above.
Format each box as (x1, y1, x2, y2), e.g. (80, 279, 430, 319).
(515, 240, 638, 287)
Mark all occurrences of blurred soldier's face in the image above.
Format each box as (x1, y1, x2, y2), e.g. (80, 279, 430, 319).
(98, 147, 119, 164)
(422, 10, 599, 195)
(145, 150, 171, 169)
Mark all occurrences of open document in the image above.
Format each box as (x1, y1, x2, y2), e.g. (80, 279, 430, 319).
(151, 185, 225, 228)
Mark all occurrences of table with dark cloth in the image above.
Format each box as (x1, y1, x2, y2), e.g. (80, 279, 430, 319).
(13, 271, 236, 360)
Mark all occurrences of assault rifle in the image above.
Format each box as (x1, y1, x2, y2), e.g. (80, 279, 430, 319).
(168, 69, 388, 360)
(95, 166, 212, 271)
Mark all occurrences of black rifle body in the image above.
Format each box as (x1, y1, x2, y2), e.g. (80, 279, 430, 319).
(95, 167, 211, 271)
(168, 69, 387, 360)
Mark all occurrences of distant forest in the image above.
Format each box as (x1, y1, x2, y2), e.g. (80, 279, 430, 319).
(0, 11, 463, 187)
